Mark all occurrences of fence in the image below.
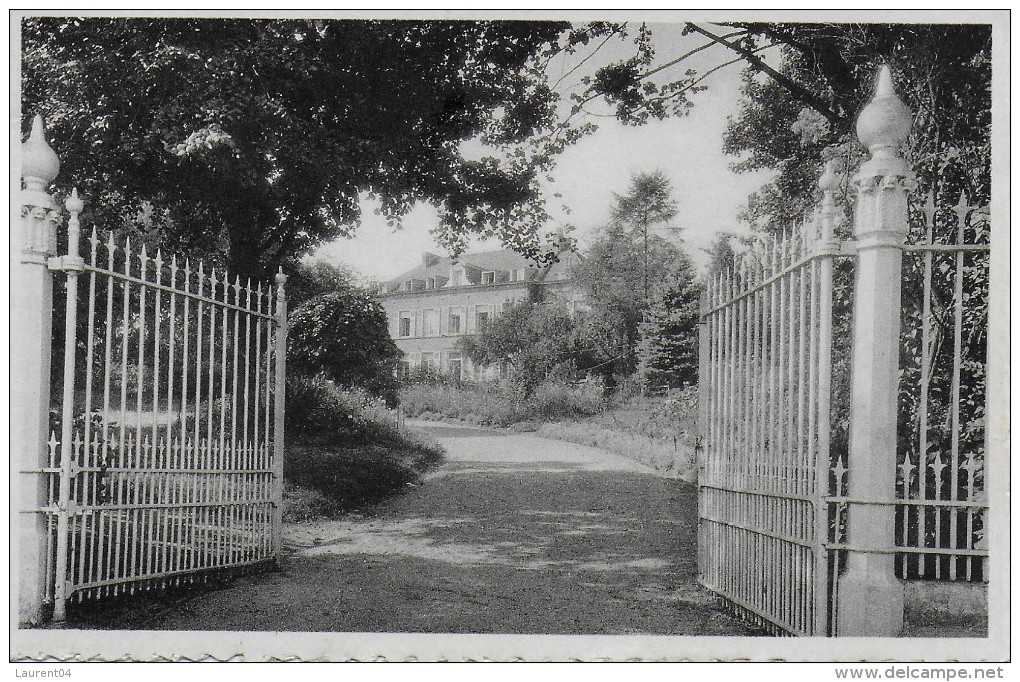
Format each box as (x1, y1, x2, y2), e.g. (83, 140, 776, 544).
(16, 116, 288, 624)
(698, 68, 990, 636)
(698, 207, 842, 636)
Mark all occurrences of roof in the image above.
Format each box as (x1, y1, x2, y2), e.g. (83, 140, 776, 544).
(384, 247, 578, 285)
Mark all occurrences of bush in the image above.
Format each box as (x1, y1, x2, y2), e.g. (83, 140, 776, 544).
(284, 373, 443, 519)
(288, 286, 401, 406)
(286, 373, 401, 446)
(529, 379, 606, 420)
(284, 441, 443, 518)
(398, 377, 607, 427)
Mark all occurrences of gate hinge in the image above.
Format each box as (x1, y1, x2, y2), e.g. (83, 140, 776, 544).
(47, 255, 85, 272)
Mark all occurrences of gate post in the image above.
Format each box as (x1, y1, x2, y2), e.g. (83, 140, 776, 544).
(836, 66, 913, 636)
(271, 268, 288, 563)
(14, 116, 62, 625)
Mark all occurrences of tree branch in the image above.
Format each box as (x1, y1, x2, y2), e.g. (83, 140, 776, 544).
(683, 22, 844, 125)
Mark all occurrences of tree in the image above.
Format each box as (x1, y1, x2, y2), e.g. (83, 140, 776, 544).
(704, 232, 739, 277)
(554, 22, 989, 232)
(285, 259, 358, 310)
(571, 201, 692, 388)
(609, 170, 680, 304)
(287, 279, 401, 405)
(635, 269, 701, 388)
(460, 300, 577, 394)
(21, 17, 623, 282)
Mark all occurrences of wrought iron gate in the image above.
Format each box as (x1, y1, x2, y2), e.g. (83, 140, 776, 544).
(698, 204, 845, 636)
(697, 68, 990, 637)
(41, 192, 288, 621)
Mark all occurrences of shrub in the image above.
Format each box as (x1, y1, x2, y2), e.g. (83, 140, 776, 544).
(398, 377, 607, 427)
(284, 441, 442, 516)
(284, 373, 443, 518)
(528, 378, 606, 420)
(288, 286, 401, 406)
(286, 373, 402, 446)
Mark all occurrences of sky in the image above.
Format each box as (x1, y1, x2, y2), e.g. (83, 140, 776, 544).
(311, 22, 778, 283)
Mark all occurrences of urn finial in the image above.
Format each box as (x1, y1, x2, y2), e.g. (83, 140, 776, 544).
(21, 115, 60, 191)
(856, 66, 912, 157)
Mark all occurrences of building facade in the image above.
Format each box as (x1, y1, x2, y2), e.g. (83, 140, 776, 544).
(374, 248, 584, 380)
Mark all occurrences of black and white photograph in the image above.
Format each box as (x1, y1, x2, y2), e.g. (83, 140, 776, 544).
(9, 9, 1009, 667)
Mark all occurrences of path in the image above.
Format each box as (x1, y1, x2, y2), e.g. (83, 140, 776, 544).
(71, 422, 763, 635)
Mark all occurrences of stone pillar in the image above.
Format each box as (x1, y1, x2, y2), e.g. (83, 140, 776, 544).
(14, 115, 62, 626)
(272, 268, 288, 564)
(836, 66, 914, 636)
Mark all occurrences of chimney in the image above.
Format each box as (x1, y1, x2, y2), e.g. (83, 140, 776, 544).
(422, 252, 441, 267)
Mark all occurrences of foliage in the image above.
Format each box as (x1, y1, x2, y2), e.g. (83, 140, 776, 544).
(703, 231, 740, 277)
(635, 269, 701, 388)
(609, 170, 681, 305)
(283, 374, 443, 519)
(713, 23, 992, 233)
(536, 22, 987, 222)
(285, 259, 357, 310)
(287, 281, 400, 405)
(21, 18, 572, 281)
(571, 180, 694, 388)
(398, 378, 606, 428)
(535, 388, 699, 477)
(286, 374, 396, 445)
(459, 299, 578, 394)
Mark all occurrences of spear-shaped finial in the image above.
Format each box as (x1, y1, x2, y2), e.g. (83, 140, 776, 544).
(66, 187, 84, 214)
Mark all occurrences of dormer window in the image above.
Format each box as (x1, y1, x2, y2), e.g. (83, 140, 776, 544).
(481, 271, 495, 285)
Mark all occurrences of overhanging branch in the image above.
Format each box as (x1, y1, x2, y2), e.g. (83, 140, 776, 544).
(684, 22, 844, 125)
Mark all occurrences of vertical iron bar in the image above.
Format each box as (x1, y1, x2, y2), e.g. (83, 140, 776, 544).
(77, 229, 101, 590)
(194, 263, 205, 450)
(54, 191, 85, 621)
(918, 204, 934, 579)
(947, 200, 967, 580)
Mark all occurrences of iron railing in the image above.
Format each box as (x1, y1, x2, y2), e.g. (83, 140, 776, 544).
(44, 198, 287, 621)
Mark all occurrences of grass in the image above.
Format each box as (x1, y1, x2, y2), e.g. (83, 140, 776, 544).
(399, 379, 606, 428)
(537, 389, 699, 480)
(399, 378, 698, 479)
(283, 375, 444, 521)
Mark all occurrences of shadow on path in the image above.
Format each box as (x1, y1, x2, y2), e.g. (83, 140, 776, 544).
(69, 423, 765, 635)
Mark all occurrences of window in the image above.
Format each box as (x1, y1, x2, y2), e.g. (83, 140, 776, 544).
(481, 271, 495, 284)
(398, 312, 411, 337)
(476, 310, 490, 333)
(449, 311, 461, 334)
(424, 309, 439, 336)
(450, 269, 462, 286)
(447, 351, 463, 380)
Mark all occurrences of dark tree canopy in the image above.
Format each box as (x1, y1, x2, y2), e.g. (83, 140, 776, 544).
(635, 270, 700, 388)
(21, 17, 584, 282)
(714, 23, 992, 234)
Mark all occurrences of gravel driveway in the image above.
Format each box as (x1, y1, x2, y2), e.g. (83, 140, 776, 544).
(69, 422, 763, 636)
